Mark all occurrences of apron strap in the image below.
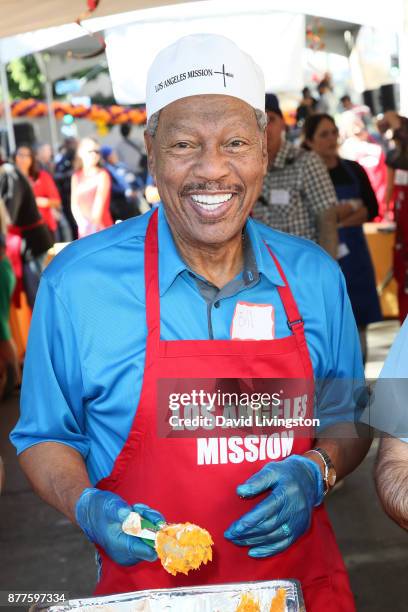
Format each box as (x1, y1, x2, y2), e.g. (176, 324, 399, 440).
(144, 209, 161, 343)
(263, 242, 305, 333)
(336, 159, 362, 200)
(264, 243, 313, 379)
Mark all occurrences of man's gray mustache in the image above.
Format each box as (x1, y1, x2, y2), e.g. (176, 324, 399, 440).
(181, 183, 243, 195)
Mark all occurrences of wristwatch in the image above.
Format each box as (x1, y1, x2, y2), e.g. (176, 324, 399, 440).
(305, 448, 336, 496)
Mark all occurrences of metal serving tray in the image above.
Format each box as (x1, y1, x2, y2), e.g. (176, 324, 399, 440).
(30, 579, 305, 612)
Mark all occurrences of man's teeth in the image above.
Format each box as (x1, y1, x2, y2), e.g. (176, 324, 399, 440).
(190, 193, 233, 210)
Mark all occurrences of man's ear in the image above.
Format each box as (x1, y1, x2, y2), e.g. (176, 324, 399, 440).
(261, 129, 268, 176)
(144, 131, 156, 181)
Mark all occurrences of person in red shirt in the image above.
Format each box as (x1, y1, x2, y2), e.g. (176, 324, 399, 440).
(385, 118, 408, 324)
(14, 144, 61, 239)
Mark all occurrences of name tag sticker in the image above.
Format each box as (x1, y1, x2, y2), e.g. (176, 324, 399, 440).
(231, 301, 275, 340)
(395, 169, 408, 186)
(337, 242, 350, 259)
(269, 189, 290, 206)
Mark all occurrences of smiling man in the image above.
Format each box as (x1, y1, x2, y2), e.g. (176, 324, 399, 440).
(145, 94, 265, 288)
(12, 35, 369, 611)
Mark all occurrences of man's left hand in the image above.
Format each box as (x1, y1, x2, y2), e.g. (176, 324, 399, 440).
(224, 455, 324, 557)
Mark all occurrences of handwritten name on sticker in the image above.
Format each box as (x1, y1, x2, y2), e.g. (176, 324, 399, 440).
(231, 301, 275, 341)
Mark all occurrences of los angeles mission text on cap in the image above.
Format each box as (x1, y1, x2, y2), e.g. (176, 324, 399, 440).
(154, 67, 233, 92)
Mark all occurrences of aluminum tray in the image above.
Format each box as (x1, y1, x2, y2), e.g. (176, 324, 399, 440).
(30, 579, 305, 612)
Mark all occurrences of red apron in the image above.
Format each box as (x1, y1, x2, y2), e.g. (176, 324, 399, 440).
(393, 183, 408, 324)
(96, 210, 355, 611)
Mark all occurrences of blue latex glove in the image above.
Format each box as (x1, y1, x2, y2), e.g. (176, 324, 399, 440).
(224, 455, 324, 558)
(75, 488, 165, 566)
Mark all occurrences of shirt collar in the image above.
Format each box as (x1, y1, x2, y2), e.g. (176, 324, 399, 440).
(158, 206, 189, 297)
(157, 206, 285, 297)
(245, 217, 285, 287)
(270, 139, 294, 170)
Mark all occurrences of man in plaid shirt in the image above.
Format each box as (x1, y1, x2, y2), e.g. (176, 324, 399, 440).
(252, 94, 338, 258)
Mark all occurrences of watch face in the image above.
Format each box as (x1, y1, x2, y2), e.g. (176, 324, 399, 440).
(328, 467, 337, 487)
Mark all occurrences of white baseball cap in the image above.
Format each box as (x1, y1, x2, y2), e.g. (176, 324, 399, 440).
(145, 33, 265, 120)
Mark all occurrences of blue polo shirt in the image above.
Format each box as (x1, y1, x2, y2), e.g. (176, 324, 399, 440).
(364, 317, 408, 440)
(11, 207, 364, 483)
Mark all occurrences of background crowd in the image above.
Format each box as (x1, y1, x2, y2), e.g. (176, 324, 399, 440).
(0, 80, 407, 401)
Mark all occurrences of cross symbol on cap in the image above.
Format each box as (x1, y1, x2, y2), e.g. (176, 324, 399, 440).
(214, 64, 234, 87)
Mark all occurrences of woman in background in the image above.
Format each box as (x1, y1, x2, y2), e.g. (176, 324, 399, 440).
(14, 144, 60, 240)
(71, 138, 112, 238)
(385, 118, 408, 324)
(0, 159, 53, 307)
(303, 113, 382, 362)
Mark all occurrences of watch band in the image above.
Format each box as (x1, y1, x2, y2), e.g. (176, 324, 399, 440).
(305, 448, 336, 496)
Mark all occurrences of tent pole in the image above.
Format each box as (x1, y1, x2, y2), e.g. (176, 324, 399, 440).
(0, 61, 16, 155)
(44, 77, 59, 156)
(35, 53, 59, 156)
(399, 0, 408, 115)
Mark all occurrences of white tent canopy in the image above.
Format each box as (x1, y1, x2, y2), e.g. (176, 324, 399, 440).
(0, 0, 406, 64)
(105, 7, 305, 103)
(0, 0, 194, 40)
(0, 0, 407, 143)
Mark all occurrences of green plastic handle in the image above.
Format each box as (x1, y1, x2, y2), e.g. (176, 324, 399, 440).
(140, 517, 166, 549)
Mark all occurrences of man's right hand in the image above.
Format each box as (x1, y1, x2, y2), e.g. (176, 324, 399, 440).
(75, 488, 165, 566)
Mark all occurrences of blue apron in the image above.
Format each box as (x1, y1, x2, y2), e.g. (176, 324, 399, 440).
(334, 160, 382, 326)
